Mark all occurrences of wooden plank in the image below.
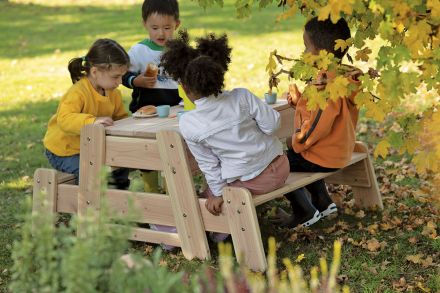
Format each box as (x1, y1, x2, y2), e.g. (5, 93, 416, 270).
(274, 106, 294, 139)
(325, 159, 371, 187)
(105, 136, 163, 170)
(351, 142, 383, 209)
(157, 130, 210, 260)
(57, 184, 230, 233)
(78, 124, 106, 218)
(33, 168, 58, 214)
(127, 226, 181, 246)
(223, 186, 266, 272)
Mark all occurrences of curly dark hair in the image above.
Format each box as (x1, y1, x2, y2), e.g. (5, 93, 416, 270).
(161, 30, 231, 97)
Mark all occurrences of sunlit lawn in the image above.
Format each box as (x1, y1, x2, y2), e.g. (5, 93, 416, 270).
(0, 1, 438, 292)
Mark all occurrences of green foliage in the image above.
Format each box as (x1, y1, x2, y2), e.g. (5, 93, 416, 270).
(201, 0, 440, 192)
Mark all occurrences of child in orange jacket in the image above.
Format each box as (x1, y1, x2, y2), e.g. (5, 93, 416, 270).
(272, 17, 362, 228)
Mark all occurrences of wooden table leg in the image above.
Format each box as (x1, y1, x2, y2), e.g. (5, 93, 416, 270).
(157, 130, 210, 260)
(77, 124, 106, 234)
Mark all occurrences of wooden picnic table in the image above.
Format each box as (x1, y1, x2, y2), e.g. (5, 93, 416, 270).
(75, 101, 294, 260)
(34, 99, 381, 271)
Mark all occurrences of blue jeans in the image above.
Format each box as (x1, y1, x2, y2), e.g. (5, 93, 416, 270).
(45, 149, 130, 188)
(45, 149, 80, 182)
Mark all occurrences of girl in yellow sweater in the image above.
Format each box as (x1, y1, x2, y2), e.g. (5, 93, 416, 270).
(43, 39, 130, 187)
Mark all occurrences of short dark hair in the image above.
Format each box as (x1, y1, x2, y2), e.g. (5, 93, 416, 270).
(142, 0, 179, 22)
(68, 38, 130, 84)
(160, 30, 231, 97)
(304, 17, 351, 59)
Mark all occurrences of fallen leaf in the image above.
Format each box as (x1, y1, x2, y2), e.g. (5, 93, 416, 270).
(422, 221, 437, 238)
(406, 253, 423, 264)
(365, 238, 381, 252)
(355, 210, 365, 218)
(421, 256, 434, 268)
(408, 237, 418, 244)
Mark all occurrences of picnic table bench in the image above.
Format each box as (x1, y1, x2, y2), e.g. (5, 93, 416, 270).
(33, 101, 382, 271)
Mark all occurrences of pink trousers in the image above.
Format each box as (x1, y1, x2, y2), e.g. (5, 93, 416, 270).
(204, 153, 290, 197)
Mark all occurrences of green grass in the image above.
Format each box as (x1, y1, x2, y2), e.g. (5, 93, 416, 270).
(1, 1, 439, 292)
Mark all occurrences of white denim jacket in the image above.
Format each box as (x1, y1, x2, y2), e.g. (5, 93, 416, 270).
(179, 88, 283, 197)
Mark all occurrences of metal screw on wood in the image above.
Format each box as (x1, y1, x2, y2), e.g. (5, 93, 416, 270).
(170, 144, 174, 148)
(86, 200, 90, 204)
(172, 167, 176, 174)
(242, 201, 246, 205)
(87, 137, 91, 141)
(241, 227, 245, 231)
(37, 179, 40, 183)
(237, 210, 241, 214)
(89, 161, 93, 165)
(183, 213, 187, 217)
(227, 200, 231, 204)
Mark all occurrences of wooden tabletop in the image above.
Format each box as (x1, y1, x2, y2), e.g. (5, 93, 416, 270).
(106, 100, 291, 139)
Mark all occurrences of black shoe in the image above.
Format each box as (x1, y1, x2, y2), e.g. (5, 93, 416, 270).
(306, 180, 338, 218)
(270, 207, 321, 228)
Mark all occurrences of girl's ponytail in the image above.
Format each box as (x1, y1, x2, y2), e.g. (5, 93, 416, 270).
(67, 57, 87, 84)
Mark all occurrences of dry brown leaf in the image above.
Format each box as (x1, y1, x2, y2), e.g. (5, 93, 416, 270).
(365, 238, 381, 252)
(406, 253, 424, 264)
(422, 221, 437, 239)
(416, 281, 432, 292)
(421, 256, 435, 268)
(408, 237, 418, 244)
(355, 210, 365, 218)
(366, 223, 379, 235)
(380, 222, 394, 231)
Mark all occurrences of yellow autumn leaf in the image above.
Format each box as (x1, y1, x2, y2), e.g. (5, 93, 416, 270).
(295, 253, 305, 263)
(421, 221, 438, 238)
(304, 85, 327, 110)
(427, 0, 440, 18)
(316, 50, 333, 70)
(374, 140, 390, 159)
(364, 100, 386, 122)
(393, 1, 410, 19)
(318, 0, 354, 23)
(326, 75, 349, 101)
(404, 20, 432, 56)
(406, 254, 424, 264)
(303, 52, 318, 66)
(266, 52, 277, 74)
(417, 282, 432, 292)
(334, 38, 353, 52)
(277, 5, 297, 21)
(355, 47, 372, 62)
(412, 151, 440, 173)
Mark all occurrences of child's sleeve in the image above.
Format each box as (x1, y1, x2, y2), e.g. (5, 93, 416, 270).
(122, 46, 141, 89)
(245, 89, 280, 135)
(185, 139, 226, 197)
(57, 93, 96, 135)
(112, 91, 128, 121)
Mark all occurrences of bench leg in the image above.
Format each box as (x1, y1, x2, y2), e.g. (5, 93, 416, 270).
(223, 186, 267, 272)
(352, 142, 383, 210)
(33, 168, 58, 214)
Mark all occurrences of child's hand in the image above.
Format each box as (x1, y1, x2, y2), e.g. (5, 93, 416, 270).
(294, 119, 311, 143)
(205, 195, 224, 215)
(287, 84, 301, 107)
(94, 117, 114, 126)
(133, 75, 156, 88)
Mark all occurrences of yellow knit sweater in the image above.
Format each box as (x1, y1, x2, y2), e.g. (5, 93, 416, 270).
(43, 78, 127, 156)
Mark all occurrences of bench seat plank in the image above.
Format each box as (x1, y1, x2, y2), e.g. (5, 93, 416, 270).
(253, 152, 367, 206)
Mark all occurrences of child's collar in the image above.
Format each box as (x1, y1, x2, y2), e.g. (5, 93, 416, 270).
(138, 39, 163, 51)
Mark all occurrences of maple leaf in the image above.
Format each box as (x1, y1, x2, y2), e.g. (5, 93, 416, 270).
(326, 75, 349, 101)
(295, 253, 305, 263)
(316, 50, 333, 70)
(318, 0, 354, 23)
(334, 38, 353, 52)
(365, 238, 381, 252)
(374, 140, 391, 159)
(427, 0, 440, 18)
(304, 85, 327, 110)
(421, 221, 437, 239)
(413, 151, 439, 174)
(355, 47, 372, 62)
(406, 254, 423, 264)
